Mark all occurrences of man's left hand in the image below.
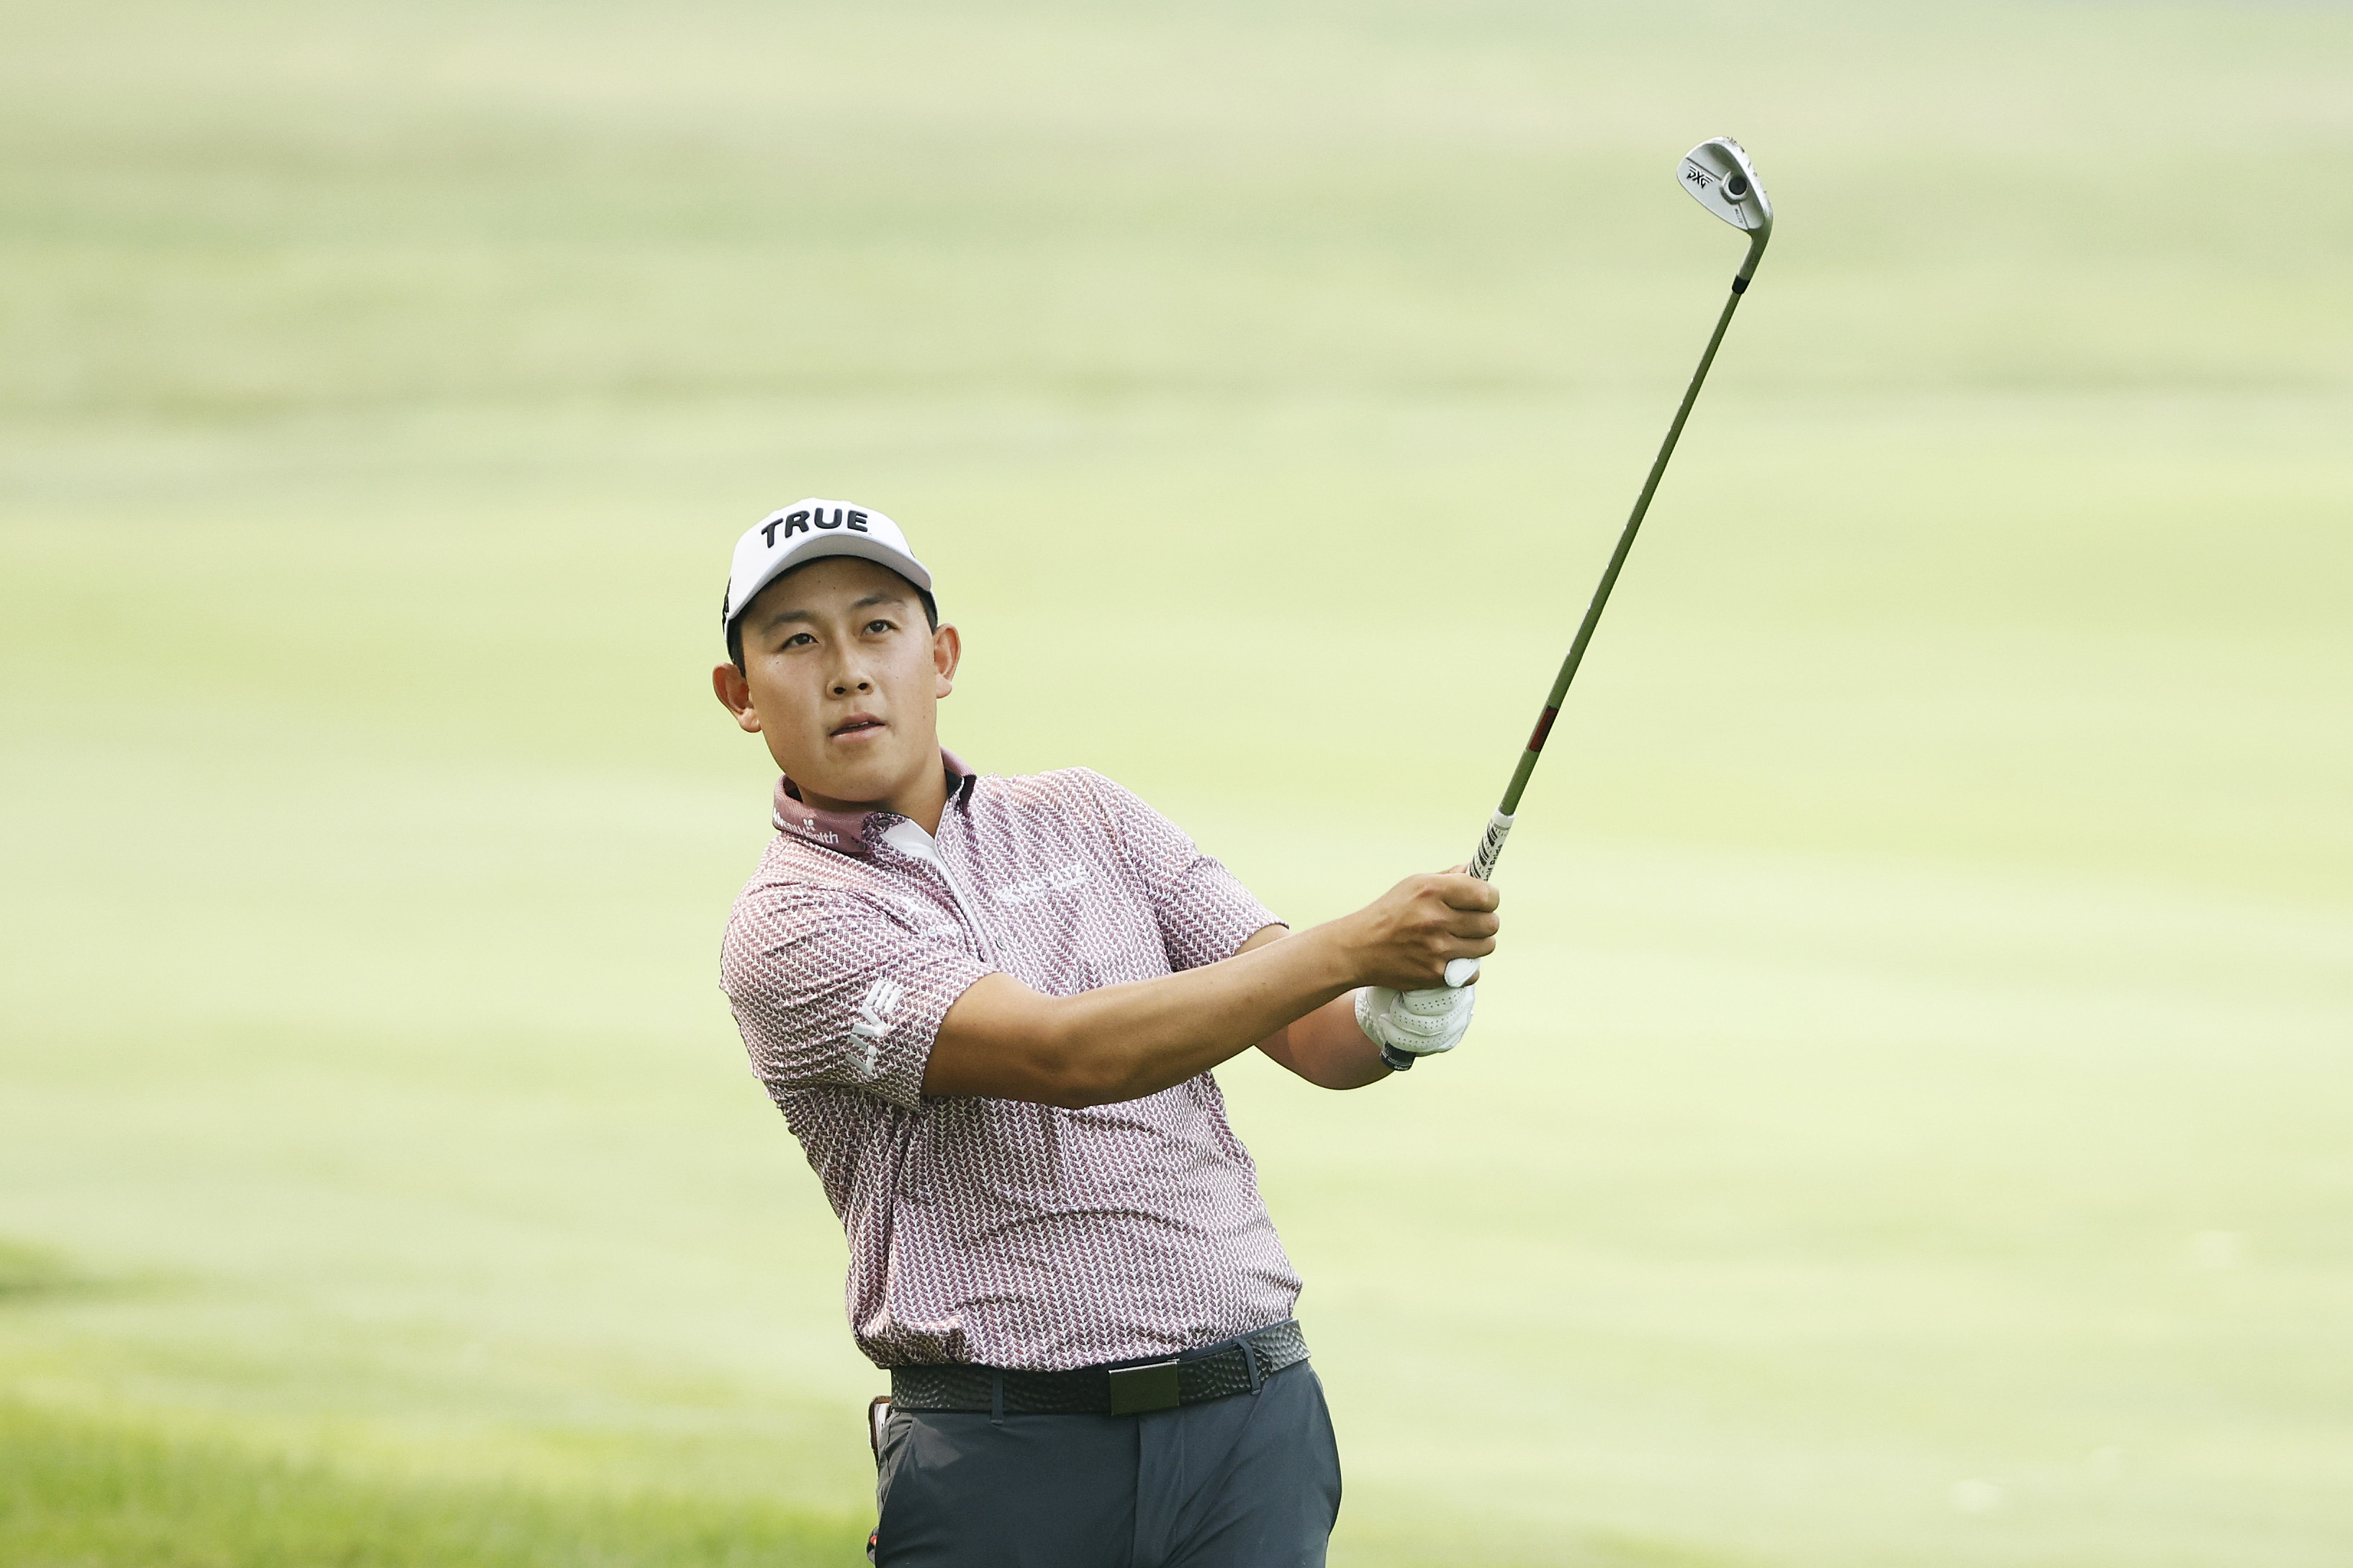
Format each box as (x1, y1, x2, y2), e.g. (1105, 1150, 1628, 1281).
(1355, 982, 1475, 1064)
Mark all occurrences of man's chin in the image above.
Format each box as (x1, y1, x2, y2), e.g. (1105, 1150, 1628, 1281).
(786, 740, 933, 812)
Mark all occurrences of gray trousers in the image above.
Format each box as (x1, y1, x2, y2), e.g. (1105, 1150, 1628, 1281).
(873, 1360, 1341, 1567)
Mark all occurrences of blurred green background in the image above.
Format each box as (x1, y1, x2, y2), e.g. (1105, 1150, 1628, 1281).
(4, 1, 2349, 1563)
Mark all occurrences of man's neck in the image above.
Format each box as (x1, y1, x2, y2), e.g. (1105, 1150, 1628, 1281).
(793, 753, 952, 835)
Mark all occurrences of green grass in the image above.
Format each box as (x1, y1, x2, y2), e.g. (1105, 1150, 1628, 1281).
(0, 1403, 857, 1567)
(0, 1243, 83, 1302)
(4, 0, 2351, 1564)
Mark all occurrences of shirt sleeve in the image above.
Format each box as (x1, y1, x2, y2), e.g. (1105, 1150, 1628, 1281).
(1074, 770, 1282, 972)
(721, 879, 993, 1112)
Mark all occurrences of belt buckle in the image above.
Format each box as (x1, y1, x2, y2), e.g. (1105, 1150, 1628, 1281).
(1106, 1359, 1182, 1415)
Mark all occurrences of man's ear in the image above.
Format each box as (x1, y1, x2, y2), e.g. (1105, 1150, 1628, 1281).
(713, 663, 762, 733)
(932, 623, 962, 699)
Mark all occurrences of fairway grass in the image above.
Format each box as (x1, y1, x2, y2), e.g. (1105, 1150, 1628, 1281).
(5, 1, 2351, 1564)
(1, 1402, 857, 1568)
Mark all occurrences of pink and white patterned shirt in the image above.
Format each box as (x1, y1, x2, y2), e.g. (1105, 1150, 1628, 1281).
(721, 753, 1304, 1370)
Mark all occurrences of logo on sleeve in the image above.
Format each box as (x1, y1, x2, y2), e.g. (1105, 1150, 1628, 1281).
(848, 977, 905, 1077)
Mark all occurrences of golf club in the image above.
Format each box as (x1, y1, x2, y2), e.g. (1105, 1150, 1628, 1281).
(1385, 137, 1774, 1069)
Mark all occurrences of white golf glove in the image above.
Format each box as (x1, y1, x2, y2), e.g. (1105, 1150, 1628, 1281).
(1356, 981, 1476, 1068)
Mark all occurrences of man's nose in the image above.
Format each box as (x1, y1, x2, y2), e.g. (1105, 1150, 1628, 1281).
(828, 668, 875, 697)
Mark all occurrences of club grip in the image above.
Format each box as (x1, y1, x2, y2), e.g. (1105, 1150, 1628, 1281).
(1443, 809, 1513, 992)
(1389, 811, 1513, 1071)
(1465, 810, 1514, 882)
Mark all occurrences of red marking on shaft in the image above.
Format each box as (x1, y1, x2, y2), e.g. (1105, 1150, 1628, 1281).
(1527, 706, 1560, 753)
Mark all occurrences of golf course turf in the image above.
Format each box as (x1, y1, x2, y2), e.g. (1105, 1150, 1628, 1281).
(4, 2, 2349, 1563)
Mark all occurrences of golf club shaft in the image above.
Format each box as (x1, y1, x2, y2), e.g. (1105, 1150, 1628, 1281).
(1465, 254, 1761, 885)
(1385, 141, 1771, 1066)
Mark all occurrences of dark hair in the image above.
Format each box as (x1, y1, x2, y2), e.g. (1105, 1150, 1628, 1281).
(726, 566, 940, 672)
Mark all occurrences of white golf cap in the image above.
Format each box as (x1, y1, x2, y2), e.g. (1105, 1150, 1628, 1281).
(723, 498, 934, 630)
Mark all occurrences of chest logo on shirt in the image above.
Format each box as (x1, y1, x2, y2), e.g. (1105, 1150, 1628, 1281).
(848, 977, 905, 1077)
(990, 861, 1088, 906)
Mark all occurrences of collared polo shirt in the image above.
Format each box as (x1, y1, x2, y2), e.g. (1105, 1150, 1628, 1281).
(721, 754, 1304, 1371)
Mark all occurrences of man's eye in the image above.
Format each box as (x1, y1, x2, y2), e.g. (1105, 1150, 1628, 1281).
(782, 632, 815, 648)
(865, 620, 894, 634)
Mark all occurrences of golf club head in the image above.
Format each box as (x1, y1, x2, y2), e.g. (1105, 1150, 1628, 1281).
(1679, 137, 1773, 279)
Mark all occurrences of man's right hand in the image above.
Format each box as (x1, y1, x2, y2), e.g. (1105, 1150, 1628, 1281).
(1337, 871, 1500, 992)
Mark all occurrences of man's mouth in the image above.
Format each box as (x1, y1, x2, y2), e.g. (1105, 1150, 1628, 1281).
(831, 715, 887, 739)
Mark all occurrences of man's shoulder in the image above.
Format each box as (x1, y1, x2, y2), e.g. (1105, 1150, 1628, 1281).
(726, 835, 894, 935)
(970, 766, 1162, 845)
(972, 764, 1117, 813)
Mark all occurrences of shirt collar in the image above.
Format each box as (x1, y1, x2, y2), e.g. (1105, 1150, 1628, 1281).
(771, 750, 975, 858)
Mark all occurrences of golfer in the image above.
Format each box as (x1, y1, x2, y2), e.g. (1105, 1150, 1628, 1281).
(712, 499, 1499, 1566)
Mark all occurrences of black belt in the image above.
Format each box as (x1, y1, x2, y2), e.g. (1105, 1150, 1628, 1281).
(888, 1320, 1309, 1417)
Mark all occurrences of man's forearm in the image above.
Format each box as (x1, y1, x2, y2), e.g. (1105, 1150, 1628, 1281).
(926, 922, 1360, 1107)
(924, 869, 1498, 1107)
(1257, 993, 1392, 1090)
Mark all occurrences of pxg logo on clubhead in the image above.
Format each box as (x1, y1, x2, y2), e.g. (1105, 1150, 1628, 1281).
(1679, 136, 1772, 235)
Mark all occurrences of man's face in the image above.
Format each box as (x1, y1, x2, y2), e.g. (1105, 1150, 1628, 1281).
(713, 556, 959, 810)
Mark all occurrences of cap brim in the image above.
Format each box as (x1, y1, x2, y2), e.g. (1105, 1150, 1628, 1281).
(727, 535, 935, 625)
